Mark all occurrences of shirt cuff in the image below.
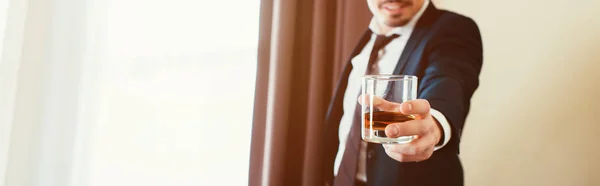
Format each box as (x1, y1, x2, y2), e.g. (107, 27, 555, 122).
(430, 108, 451, 151)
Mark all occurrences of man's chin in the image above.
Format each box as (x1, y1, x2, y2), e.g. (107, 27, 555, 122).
(384, 19, 410, 27)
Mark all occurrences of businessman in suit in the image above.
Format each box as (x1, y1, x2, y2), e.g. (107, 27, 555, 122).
(322, 0, 483, 185)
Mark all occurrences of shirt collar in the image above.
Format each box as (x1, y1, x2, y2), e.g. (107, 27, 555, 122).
(368, 0, 430, 36)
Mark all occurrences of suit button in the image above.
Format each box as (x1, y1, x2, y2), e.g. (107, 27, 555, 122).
(367, 150, 374, 159)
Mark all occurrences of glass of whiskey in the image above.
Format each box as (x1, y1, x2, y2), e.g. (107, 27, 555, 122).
(361, 75, 418, 144)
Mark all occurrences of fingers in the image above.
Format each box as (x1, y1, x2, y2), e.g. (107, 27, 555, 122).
(384, 145, 434, 162)
(385, 119, 431, 138)
(357, 94, 401, 112)
(358, 95, 431, 116)
(399, 99, 431, 117)
(383, 137, 435, 162)
(383, 134, 437, 157)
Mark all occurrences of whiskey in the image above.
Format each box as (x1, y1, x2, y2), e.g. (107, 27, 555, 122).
(364, 111, 416, 131)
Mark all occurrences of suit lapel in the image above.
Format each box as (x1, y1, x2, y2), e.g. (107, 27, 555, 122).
(326, 29, 372, 122)
(323, 30, 373, 183)
(392, 3, 441, 75)
(349, 29, 374, 60)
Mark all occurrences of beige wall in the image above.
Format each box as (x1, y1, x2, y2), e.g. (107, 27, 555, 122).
(433, 0, 600, 185)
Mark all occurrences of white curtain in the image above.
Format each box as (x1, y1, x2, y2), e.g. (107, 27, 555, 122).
(0, 0, 259, 185)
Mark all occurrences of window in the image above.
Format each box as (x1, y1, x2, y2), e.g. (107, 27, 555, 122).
(0, 0, 7, 56)
(84, 1, 260, 185)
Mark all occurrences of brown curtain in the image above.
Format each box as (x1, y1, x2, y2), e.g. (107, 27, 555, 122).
(248, 0, 371, 186)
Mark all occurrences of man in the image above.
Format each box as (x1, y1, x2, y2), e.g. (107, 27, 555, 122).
(322, 0, 483, 185)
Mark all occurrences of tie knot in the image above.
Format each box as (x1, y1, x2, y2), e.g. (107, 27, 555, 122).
(373, 34, 400, 51)
(376, 34, 400, 40)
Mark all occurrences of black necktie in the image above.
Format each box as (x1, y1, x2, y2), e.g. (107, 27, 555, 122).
(366, 34, 400, 75)
(334, 34, 400, 186)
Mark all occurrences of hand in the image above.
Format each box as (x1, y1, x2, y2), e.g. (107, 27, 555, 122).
(359, 96, 442, 162)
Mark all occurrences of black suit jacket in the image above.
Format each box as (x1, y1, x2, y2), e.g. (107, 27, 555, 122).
(322, 3, 483, 186)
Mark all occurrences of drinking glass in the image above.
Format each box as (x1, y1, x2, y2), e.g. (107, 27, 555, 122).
(361, 75, 418, 144)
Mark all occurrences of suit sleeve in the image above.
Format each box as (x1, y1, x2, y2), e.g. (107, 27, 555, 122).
(418, 17, 483, 152)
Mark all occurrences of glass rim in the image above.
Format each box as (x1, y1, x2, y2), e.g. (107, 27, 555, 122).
(362, 74, 418, 81)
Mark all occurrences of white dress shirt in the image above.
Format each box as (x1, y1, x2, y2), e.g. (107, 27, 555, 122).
(333, 0, 452, 182)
